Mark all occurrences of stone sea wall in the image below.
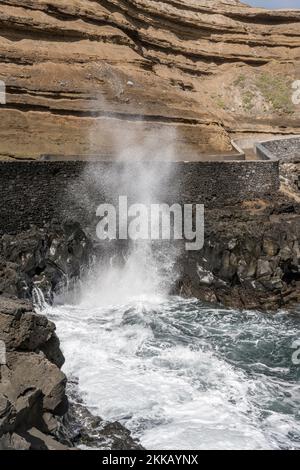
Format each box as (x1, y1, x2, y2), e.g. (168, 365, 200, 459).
(0, 160, 279, 235)
(257, 137, 300, 163)
(256, 137, 300, 194)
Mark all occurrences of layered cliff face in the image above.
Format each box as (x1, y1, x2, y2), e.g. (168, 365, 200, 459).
(0, 0, 299, 159)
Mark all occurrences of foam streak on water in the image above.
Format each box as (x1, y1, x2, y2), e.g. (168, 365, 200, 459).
(46, 297, 300, 450)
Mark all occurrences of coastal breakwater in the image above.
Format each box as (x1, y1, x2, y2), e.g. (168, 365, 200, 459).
(0, 159, 279, 236)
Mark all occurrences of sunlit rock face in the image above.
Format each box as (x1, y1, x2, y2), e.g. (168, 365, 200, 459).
(0, 0, 299, 159)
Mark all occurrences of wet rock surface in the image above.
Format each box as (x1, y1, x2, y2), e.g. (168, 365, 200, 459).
(0, 233, 144, 451)
(0, 1, 300, 160)
(63, 384, 144, 450)
(178, 197, 300, 311)
(0, 220, 92, 303)
(1, 201, 300, 450)
(0, 297, 69, 450)
(0, 295, 143, 450)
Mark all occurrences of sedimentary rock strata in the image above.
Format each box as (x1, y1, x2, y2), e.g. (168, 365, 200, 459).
(0, 0, 299, 159)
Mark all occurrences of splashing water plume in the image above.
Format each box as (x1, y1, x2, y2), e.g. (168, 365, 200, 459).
(67, 123, 182, 308)
(45, 115, 300, 450)
(79, 241, 179, 307)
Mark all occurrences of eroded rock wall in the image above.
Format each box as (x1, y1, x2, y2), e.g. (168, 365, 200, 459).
(0, 160, 279, 236)
(0, 0, 299, 159)
(0, 224, 143, 450)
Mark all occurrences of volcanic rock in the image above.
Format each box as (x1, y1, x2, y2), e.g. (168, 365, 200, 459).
(0, 296, 68, 450)
(0, 221, 92, 302)
(179, 198, 300, 311)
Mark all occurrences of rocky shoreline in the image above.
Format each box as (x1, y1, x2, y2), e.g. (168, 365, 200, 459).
(0, 296, 69, 450)
(179, 197, 300, 311)
(0, 222, 143, 450)
(0, 220, 92, 303)
(0, 0, 299, 452)
(1, 191, 300, 450)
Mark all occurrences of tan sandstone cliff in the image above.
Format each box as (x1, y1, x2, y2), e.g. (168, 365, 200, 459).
(0, 0, 299, 159)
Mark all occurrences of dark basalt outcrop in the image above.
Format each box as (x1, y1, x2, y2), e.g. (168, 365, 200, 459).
(179, 197, 300, 311)
(0, 223, 143, 450)
(0, 297, 69, 450)
(0, 220, 92, 303)
(1, 194, 300, 314)
(0, 199, 300, 450)
(63, 384, 144, 450)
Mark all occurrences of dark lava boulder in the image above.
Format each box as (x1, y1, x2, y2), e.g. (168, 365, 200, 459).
(0, 296, 69, 450)
(178, 199, 300, 311)
(0, 221, 92, 303)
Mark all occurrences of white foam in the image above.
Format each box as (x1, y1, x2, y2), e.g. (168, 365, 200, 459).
(46, 299, 300, 450)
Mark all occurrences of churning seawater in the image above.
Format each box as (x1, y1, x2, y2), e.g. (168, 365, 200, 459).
(45, 295, 300, 450)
